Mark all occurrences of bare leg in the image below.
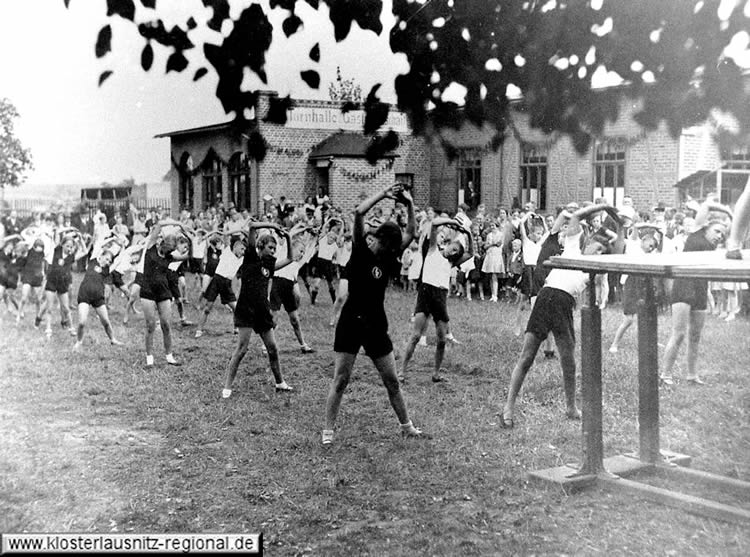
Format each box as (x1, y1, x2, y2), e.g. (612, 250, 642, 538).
(553, 330, 581, 419)
(324, 352, 357, 430)
(727, 176, 750, 257)
(661, 302, 690, 381)
(372, 352, 414, 425)
(75, 303, 90, 347)
(330, 279, 348, 326)
(609, 314, 635, 352)
(400, 313, 428, 381)
(502, 332, 544, 422)
(224, 327, 252, 391)
(259, 328, 285, 385)
(685, 309, 707, 381)
(156, 300, 174, 355)
(432, 320, 448, 381)
(94, 305, 122, 344)
(141, 299, 158, 358)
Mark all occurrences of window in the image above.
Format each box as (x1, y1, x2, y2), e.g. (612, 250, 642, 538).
(520, 144, 547, 211)
(228, 152, 252, 211)
(457, 149, 482, 210)
(722, 144, 750, 169)
(395, 173, 414, 189)
(593, 139, 626, 206)
(178, 153, 195, 211)
(202, 153, 223, 208)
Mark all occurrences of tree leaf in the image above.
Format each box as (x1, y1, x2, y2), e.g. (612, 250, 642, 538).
(304, 0, 319, 9)
(365, 131, 399, 164)
(186, 17, 197, 30)
(309, 43, 320, 62)
(95, 25, 112, 58)
(139, 0, 156, 8)
(166, 51, 188, 73)
(63, 0, 71, 8)
(270, 0, 295, 9)
(98, 70, 114, 86)
(328, 0, 383, 42)
(141, 42, 154, 71)
(246, 130, 267, 162)
(193, 67, 208, 81)
(363, 84, 388, 135)
(263, 95, 292, 125)
(282, 14, 303, 37)
(106, 0, 136, 21)
(300, 70, 320, 89)
(202, 0, 231, 32)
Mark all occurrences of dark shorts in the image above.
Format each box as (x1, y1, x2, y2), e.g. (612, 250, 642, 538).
(333, 308, 393, 359)
(111, 270, 125, 289)
(270, 277, 299, 313)
(203, 275, 236, 305)
(234, 302, 275, 335)
(338, 264, 348, 281)
(167, 270, 181, 300)
(671, 278, 708, 311)
(133, 272, 144, 287)
(188, 257, 204, 274)
(526, 287, 576, 342)
(140, 281, 172, 303)
(77, 282, 105, 308)
(314, 257, 336, 282)
(0, 273, 18, 290)
(45, 272, 72, 294)
(414, 283, 449, 323)
(21, 273, 43, 288)
(521, 265, 535, 297)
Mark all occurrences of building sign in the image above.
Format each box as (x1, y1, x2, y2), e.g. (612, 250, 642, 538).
(286, 106, 409, 133)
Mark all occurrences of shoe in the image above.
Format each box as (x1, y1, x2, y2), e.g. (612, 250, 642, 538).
(686, 376, 705, 386)
(490, 296, 498, 303)
(300, 344, 315, 354)
(608, 345, 618, 354)
(111, 338, 124, 346)
(145, 355, 155, 367)
(397, 372, 406, 383)
(417, 337, 428, 347)
(261, 345, 268, 355)
(222, 388, 232, 399)
(660, 375, 674, 386)
(446, 334, 461, 345)
(321, 429, 334, 445)
(194, 329, 203, 338)
(725, 314, 736, 322)
(233, 328, 238, 335)
(166, 355, 182, 366)
(400, 422, 430, 438)
(275, 382, 293, 392)
(34, 316, 41, 329)
(68, 327, 77, 337)
(431, 375, 448, 383)
(73, 341, 82, 352)
(180, 319, 194, 327)
(499, 413, 514, 429)
(45, 328, 52, 338)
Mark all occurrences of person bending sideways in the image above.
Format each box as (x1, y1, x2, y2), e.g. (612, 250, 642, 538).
(322, 183, 426, 445)
(500, 204, 623, 428)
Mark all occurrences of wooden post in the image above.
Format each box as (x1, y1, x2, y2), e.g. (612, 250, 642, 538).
(577, 273, 604, 475)
(637, 276, 660, 463)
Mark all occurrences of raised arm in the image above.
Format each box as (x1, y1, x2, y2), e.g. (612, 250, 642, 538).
(694, 200, 733, 229)
(352, 183, 409, 250)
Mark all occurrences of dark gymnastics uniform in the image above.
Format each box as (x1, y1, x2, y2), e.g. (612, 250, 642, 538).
(45, 246, 76, 294)
(21, 249, 46, 288)
(532, 231, 562, 297)
(205, 245, 221, 278)
(233, 245, 276, 334)
(76, 260, 110, 308)
(670, 229, 715, 311)
(1, 253, 21, 290)
(621, 276, 653, 316)
(140, 245, 173, 303)
(0, 251, 11, 289)
(334, 242, 397, 358)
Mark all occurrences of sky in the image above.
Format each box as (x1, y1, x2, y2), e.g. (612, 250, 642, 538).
(1, 0, 748, 190)
(0, 0, 408, 187)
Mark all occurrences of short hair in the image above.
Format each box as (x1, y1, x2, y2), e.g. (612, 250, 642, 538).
(257, 233, 277, 250)
(230, 236, 245, 251)
(446, 240, 465, 264)
(373, 221, 402, 253)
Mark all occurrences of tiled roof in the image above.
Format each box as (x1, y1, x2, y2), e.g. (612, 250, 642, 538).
(309, 132, 398, 159)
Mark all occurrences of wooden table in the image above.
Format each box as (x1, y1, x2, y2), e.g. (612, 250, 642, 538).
(527, 249, 750, 524)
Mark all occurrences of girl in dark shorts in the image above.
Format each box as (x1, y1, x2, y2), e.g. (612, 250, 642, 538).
(222, 222, 293, 398)
(0, 235, 23, 318)
(661, 200, 732, 386)
(140, 220, 192, 367)
(322, 183, 426, 445)
(73, 250, 124, 350)
(37, 230, 88, 337)
(608, 224, 661, 354)
(17, 237, 48, 325)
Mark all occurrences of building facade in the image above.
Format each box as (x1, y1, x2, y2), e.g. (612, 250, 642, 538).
(157, 91, 747, 218)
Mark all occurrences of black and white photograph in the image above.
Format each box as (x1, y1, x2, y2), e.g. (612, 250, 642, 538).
(1, 0, 749, 555)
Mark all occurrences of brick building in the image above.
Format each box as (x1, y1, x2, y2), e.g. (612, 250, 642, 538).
(157, 90, 748, 218)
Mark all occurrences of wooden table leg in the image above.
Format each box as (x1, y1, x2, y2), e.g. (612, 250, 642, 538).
(637, 276, 660, 464)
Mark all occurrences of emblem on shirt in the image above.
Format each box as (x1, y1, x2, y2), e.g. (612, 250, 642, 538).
(261, 267, 270, 278)
(371, 266, 382, 279)
(58, 259, 64, 266)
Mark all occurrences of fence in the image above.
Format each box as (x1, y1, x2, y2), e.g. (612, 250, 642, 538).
(3, 197, 172, 221)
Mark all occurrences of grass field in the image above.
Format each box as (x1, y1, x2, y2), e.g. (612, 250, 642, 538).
(1, 279, 749, 556)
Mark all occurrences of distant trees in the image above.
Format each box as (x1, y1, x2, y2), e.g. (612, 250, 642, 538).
(0, 98, 33, 200)
(328, 66, 363, 103)
(71, 0, 750, 159)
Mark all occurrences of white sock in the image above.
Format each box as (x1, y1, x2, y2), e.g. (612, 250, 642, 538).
(166, 353, 177, 364)
(146, 354, 154, 366)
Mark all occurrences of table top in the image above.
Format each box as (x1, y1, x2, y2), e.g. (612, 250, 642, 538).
(546, 249, 750, 280)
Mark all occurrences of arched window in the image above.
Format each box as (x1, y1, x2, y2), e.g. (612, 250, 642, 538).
(228, 152, 252, 211)
(178, 153, 194, 211)
(202, 151, 223, 208)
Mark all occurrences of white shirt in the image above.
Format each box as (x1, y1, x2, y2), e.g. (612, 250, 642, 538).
(317, 237, 338, 261)
(214, 249, 243, 279)
(543, 231, 588, 297)
(522, 236, 542, 266)
(275, 260, 301, 281)
(422, 248, 452, 290)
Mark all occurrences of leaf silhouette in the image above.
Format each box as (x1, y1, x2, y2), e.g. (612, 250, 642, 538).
(166, 51, 188, 73)
(98, 70, 114, 86)
(193, 67, 208, 81)
(263, 95, 292, 125)
(106, 0, 135, 21)
(309, 43, 320, 62)
(95, 25, 112, 58)
(141, 43, 154, 70)
(202, 0, 230, 32)
(282, 14, 303, 37)
(246, 130, 267, 162)
(139, 0, 156, 8)
(364, 84, 388, 135)
(300, 70, 320, 89)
